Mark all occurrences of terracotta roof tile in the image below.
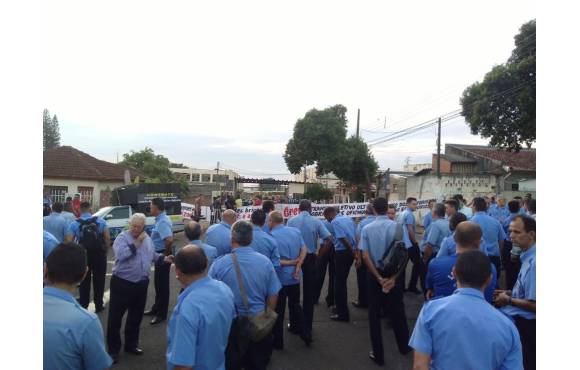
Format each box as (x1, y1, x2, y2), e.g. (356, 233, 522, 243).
(448, 144, 536, 172)
(43, 146, 144, 181)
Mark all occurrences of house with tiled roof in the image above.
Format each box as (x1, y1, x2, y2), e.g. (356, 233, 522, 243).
(406, 143, 535, 201)
(43, 146, 144, 208)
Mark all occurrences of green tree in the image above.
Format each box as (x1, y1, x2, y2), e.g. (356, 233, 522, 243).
(121, 147, 189, 195)
(303, 183, 333, 202)
(43, 109, 61, 150)
(460, 20, 535, 151)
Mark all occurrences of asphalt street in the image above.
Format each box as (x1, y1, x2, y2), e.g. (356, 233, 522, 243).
(92, 231, 425, 370)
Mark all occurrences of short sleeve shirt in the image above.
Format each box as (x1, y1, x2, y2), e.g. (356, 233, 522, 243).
(399, 209, 416, 248)
(420, 219, 450, 253)
(287, 211, 331, 253)
(470, 212, 506, 256)
(359, 216, 398, 268)
(270, 225, 305, 285)
(331, 215, 356, 252)
(204, 221, 232, 256)
(43, 231, 59, 263)
(65, 213, 108, 241)
(249, 226, 281, 269)
(151, 212, 173, 252)
(501, 245, 536, 320)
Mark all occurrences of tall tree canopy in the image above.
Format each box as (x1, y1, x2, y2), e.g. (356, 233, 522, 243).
(460, 19, 535, 151)
(43, 109, 61, 150)
(121, 147, 189, 194)
(284, 105, 379, 192)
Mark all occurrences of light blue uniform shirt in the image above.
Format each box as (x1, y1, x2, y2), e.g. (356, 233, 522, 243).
(261, 212, 271, 233)
(501, 244, 536, 320)
(420, 218, 450, 253)
(112, 231, 163, 282)
(65, 212, 108, 241)
(426, 254, 497, 303)
(270, 224, 305, 285)
(61, 211, 76, 226)
(331, 215, 356, 252)
(205, 221, 232, 256)
(249, 226, 281, 270)
(188, 239, 218, 267)
(151, 211, 173, 253)
(410, 288, 523, 370)
(471, 211, 506, 256)
(435, 233, 456, 258)
(209, 247, 281, 316)
(459, 206, 473, 219)
(398, 209, 416, 248)
(44, 287, 113, 370)
(167, 276, 235, 370)
(489, 205, 510, 223)
(43, 231, 59, 263)
(422, 212, 433, 231)
(288, 211, 331, 253)
(359, 216, 398, 268)
(44, 213, 69, 242)
(356, 215, 377, 249)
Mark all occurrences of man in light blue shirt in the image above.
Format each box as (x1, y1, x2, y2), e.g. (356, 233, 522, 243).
(269, 211, 309, 348)
(314, 208, 337, 308)
(399, 197, 422, 294)
(65, 201, 110, 312)
(250, 209, 281, 271)
(353, 203, 376, 309)
(421, 200, 435, 231)
(419, 203, 450, 261)
(410, 250, 523, 370)
(167, 245, 235, 370)
(489, 197, 510, 223)
(287, 199, 331, 343)
(209, 220, 281, 369)
(184, 221, 218, 267)
(435, 212, 468, 258)
(425, 222, 497, 303)
(107, 213, 173, 362)
(43, 202, 69, 242)
(330, 208, 357, 321)
(43, 231, 59, 264)
(454, 194, 473, 219)
(204, 209, 236, 256)
(44, 243, 113, 370)
(470, 197, 506, 286)
(144, 198, 174, 325)
(494, 215, 536, 370)
(261, 200, 276, 233)
(360, 198, 412, 366)
(503, 200, 522, 290)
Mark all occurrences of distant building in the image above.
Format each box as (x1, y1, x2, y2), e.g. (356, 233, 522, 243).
(403, 163, 431, 173)
(170, 167, 239, 198)
(295, 167, 341, 190)
(43, 146, 143, 209)
(406, 143, 536, 201)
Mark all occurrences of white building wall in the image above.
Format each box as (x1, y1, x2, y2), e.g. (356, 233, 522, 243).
(43, 178, 124, 208)
(406, 174, 497, 201)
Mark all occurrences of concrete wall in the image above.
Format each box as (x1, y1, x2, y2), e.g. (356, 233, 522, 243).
(43, 178, 124, 209)
(406, 174, 497, 201)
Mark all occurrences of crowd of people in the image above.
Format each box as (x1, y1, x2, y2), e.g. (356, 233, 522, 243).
(43, 192, 536, 370)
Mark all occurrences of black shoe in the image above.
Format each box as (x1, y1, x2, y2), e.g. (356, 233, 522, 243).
(300, 333, 313, 346)
(287, 323, 300, 335)
(329, 305, 337, 315)
(369, 351, 385, 366)
(325, 298, 334, 307)
(95, 304, 106, 313)
(329, 313, 349, 322)
(124, 347, 144, 355)
(351, 300, 368, 308)
(150, 316, 166, 325)
(109, 352, 119, 364)
(143, 309, 157, 316)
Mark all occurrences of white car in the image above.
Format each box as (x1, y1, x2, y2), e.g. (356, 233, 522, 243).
(94, 206, 184, 240)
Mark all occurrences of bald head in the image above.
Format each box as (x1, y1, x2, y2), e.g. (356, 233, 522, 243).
(184, 220, 202, 241)
(269, 211, 284, 225)
(222, 209, 236, 225)
(175, 244, 208, 275)
(454, 221, 483, 251)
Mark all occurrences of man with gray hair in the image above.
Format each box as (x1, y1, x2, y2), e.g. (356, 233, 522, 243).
(209, 220, 281, 370)
(106, 213, 174, 364)
(184, 220, 218, 267)
(205, 209, 237, 256)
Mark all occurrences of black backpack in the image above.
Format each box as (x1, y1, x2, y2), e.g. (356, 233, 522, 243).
(78, 217, 103, 253)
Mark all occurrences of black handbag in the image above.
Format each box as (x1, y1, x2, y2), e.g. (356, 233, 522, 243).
(378, 223, 409, 278)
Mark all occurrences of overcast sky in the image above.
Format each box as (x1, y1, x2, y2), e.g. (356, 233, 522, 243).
(44, 1, 535, 179)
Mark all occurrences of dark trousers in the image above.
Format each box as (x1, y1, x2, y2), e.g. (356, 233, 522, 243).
(79, 251, 107, 309)
(355, 260, 368, 307)
(489, 255, 502, 289)
(273, 284, 303, 349)
(314, 246, 335, 306)
(302, 253, 317, 336)
(334, 250, 354, 318)
(407, 244, 424, 291)
(515, 316, 536, 370)
(367, 270, 411, 363)
(150, 261, 171, 319)
(106, 275, 149, 354)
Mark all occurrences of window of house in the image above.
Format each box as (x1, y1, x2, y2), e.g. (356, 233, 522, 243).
(511, 183, 519, 191)
(191, 173, 200, 182)
(201, 174, 211, 182)
(44, 186, 68, 204)
(78, 186, 94, 204)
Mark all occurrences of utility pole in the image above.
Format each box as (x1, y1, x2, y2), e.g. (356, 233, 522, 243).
(437, 117, 442, 179)
(356, 109, 360, 139)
